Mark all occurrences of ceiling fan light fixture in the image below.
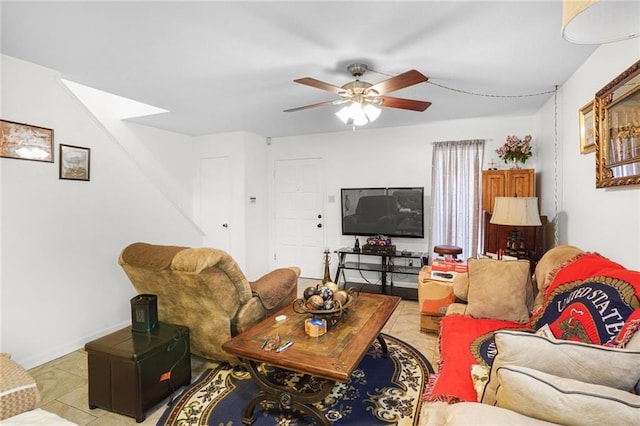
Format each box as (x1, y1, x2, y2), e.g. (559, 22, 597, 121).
(335, 105, 351, 124)
(291, 63, 430, 124)
(349, 102, 368, 126)
(335, 102, 380, 126)
(364, 104, 381, 122)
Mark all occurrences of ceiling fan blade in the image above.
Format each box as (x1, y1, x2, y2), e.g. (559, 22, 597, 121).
(378, 96, 432, 111)
(294, 77, 345, 94)
(368, 70, 428, 95)
(284, 99, 347, 113)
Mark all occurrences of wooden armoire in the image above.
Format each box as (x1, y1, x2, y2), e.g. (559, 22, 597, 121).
(481, 169, 545, 259)
(482, 169, 534, 213)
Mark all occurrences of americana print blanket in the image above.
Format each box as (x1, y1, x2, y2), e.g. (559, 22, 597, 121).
(423, 252, 640, 403)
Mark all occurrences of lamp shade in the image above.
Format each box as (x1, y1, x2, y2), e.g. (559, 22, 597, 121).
(562, 0, 640, 44)
(490, 197, 542, 226)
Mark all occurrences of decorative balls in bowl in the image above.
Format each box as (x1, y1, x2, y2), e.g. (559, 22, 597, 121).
(293, 283, 356, 315)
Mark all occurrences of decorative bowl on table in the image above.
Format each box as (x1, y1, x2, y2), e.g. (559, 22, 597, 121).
(292, 286, 358, 326)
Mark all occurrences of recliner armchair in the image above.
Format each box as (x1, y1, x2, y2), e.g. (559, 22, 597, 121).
(118, 242, 299, 365)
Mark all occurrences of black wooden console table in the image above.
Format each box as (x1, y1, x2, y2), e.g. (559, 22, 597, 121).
(334, 247, 428, 299)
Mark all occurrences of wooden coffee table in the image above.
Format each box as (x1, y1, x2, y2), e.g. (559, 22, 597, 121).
(222, 292, 400, 425)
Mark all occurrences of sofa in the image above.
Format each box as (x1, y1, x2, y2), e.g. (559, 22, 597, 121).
(119, 242, 300, 365)
(0, 354, 76, 425)
(420, 245, 640, 425)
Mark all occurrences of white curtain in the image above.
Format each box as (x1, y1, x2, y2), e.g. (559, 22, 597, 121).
(430, 139, 484, 261)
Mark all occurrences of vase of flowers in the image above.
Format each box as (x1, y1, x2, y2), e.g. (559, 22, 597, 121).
(496, 135, 533, 169)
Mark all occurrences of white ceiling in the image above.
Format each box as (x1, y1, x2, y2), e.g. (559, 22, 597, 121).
(1, 1, 599, 138)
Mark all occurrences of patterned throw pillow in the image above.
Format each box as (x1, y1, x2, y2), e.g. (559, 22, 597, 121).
(0, 355, 40, 420)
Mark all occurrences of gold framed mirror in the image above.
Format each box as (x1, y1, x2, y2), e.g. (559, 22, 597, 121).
(595, 60, 640, 188)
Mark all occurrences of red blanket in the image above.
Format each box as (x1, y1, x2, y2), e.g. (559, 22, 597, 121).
(423, 315, 529, 403)
(530, 253, 640, 345)
(423, 253, 640, 404)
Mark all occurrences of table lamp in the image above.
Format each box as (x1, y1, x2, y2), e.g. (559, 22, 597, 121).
(490, 197, 542, 259)
(561, 0, 639, 44)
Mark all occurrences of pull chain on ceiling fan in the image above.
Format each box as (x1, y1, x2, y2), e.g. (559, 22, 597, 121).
(284, 63, 432, 127)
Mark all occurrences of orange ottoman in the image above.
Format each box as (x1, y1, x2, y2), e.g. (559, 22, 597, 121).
(418, 266, 455, 333)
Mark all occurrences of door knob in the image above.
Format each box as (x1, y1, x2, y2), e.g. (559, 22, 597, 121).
(317, 223, 322, 228)
(222, 223, 229, 228)
(317, 214, 322, 219)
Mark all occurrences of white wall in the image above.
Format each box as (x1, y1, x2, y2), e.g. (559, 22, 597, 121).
(62, 80, 198, 224)
(268, 115, 537, 279)
(244, 133, 270, 279)
(0, 55, 203, 369)
(192, 131, 271, 278)
(535, 38, 640, 269)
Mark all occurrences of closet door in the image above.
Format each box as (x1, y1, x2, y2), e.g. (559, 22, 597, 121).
(200, 156, 232, 253)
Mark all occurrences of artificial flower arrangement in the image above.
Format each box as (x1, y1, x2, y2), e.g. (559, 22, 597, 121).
(496, 135, 533, 165)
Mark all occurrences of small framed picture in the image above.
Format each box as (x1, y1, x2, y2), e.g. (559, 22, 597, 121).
(59, 144, 90, 181)
(579, 100, 595, 154)
(0, 119, 54, 162)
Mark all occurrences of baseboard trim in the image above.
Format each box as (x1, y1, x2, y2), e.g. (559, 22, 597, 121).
(21, 320, 130, 370)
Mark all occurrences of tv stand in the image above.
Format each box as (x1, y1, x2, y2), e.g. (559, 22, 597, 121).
(334, 248, 428, 299)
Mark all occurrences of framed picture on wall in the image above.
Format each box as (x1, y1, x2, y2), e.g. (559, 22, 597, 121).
(59, 144, 90, 181)
(579, 100, 595, 154)
(595, 59, 640, 188)
(0, 119, 54, 162)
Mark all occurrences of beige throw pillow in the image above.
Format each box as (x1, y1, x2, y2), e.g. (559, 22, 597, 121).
(482, 330, 640, 406)
(465, 258, 531, 323)
(452, 271, 469, 301)
(445, 401, 557, 425)
(496, 365, 640, 425)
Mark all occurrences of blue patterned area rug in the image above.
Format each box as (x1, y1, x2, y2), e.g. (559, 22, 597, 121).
(157, 334, 433, 425)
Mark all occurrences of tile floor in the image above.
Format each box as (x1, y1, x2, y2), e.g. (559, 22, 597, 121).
(28, 278, 439, 425)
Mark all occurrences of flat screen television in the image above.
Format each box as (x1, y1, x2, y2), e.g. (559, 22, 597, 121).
(341, 187, 425, 238)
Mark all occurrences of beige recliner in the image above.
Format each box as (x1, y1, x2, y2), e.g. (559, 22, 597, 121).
(118, 242, 299, 365)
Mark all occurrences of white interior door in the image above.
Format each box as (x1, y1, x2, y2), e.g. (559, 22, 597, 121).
(274, 158, 324, 278)
(200, 156, 232, 253)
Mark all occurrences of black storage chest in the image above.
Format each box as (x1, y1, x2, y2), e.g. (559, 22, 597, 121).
(85, 322, 191, 422)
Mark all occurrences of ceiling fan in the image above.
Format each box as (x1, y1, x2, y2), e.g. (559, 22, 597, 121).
(284, 63, 432, 126)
